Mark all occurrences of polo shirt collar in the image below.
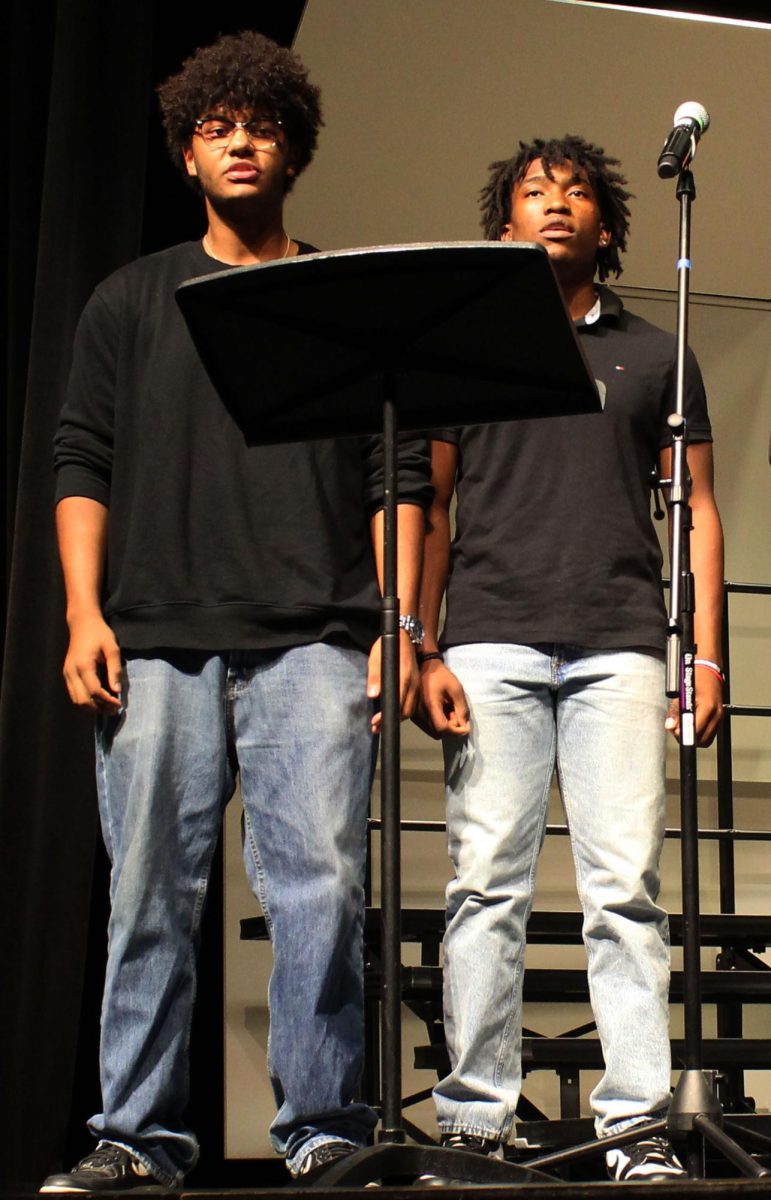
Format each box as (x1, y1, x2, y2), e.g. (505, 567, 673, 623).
(575, 284, 623, 328)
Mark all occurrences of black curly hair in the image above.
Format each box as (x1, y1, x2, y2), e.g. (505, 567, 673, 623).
(480, 135, 633, 280)
(157, 30, 323, 193)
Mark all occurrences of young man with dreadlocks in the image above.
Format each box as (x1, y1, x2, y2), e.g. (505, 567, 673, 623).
(418, 135, 724, 1183)
(43, 31, 431, 1193)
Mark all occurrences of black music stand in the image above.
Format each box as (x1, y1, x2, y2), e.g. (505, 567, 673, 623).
(177, 242, 601, 1187)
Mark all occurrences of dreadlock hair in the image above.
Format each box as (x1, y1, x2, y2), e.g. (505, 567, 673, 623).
(157, 30, 323, 193)
(480, 135, 632, 280)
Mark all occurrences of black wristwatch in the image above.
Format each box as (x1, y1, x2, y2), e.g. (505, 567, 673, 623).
(398, 615, 425, 646)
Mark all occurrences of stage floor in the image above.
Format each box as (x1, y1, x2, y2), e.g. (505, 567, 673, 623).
(5, 1183, 771, 1199)
(5, 1180, 771, 1199)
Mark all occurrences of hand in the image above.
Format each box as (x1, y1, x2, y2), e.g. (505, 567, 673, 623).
(367, 630, 420, 733)
(414, 659, 471, 739)
(63, 613, 123, 712)
(664, 663, 724, 748)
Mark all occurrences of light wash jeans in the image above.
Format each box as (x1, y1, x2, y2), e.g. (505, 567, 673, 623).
(434, 643, 672, 1141)
(89, 645, 378, 1184)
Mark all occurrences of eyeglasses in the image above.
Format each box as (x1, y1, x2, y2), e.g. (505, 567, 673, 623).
(193, 116, 284, 150)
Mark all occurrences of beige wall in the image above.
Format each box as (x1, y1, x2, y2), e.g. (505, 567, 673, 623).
(289, 0, 771, 299)
(224, 0, 771, 1158)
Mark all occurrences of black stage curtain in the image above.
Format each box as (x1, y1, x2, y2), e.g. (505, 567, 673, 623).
(0, 3, 304, 1190)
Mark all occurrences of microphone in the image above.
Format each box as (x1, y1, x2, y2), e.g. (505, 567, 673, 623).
(657, 102, 710, 178)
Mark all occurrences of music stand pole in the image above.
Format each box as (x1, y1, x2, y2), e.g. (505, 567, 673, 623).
(379, 372, 406, 1144)
(330, 369, 554, 1185)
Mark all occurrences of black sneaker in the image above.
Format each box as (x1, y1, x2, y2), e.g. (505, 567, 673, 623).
(293, 1141, 357, 1186)
(40, 1142, 170, 1193)
(441, 1133, 503, 1157)
(420, 1132, 504, 1185)
(606, 1136, 686, 1182)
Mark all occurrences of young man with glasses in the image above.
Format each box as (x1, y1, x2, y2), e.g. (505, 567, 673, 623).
(43, 31, 431, 1193)
(418, 135, 724, 1183)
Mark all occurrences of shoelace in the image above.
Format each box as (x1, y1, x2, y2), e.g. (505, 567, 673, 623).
(79, 1146, 123, 1168)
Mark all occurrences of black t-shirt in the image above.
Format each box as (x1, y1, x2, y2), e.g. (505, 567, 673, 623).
(438, 287, 712, 653)
(54, 240, 433, 652)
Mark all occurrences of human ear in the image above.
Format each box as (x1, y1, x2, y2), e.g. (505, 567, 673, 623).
(183, 145, 197, 178)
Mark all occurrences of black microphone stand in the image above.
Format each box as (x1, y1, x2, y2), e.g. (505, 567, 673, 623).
(661, 167, 769, 1181)
(498, 161, 771, 1191)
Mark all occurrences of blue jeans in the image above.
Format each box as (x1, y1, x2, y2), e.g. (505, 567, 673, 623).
(434, 643, 672, 1141)
(89, 645, 378, 1184)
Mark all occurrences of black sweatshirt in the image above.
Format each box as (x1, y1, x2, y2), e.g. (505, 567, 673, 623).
(54, 240, 432, 652)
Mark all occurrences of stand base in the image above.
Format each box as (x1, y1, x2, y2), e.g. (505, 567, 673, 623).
(668, 1068, 722, 1132)
(305, 1117, 771, 1188)
(304, 1143, 553, 1188)
(663, 1071, 771, 1180)
(694, 1114, 771, 1180)
(307, 1120, 674, 1188)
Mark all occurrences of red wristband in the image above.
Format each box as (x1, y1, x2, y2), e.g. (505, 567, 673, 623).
(695, 659, 724, 684)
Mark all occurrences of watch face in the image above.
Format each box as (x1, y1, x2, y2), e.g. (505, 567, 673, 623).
(400, 616, 424, 644)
